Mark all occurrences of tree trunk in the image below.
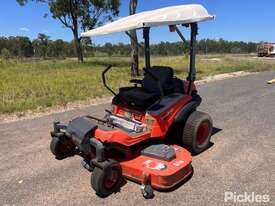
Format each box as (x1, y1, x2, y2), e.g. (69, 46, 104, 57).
(75, 38, 84, 63)
(73, 29, 84, 63)
(129, 0, 139, 77)
(69, 0, 84, 63)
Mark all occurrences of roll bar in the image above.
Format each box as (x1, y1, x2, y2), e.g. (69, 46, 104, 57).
(143, 27, 151, 69)
(142, 23, 198, 96)
(187, 23, 198, 95)
(101, 23, 198, 97)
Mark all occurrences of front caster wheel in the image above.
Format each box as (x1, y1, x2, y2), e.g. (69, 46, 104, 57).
(91, 160, 122, 198)
(50, 136, 75, 160)
(141, 184, 154, 199)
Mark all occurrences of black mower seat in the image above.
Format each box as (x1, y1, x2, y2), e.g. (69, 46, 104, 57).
(119, 87, 159, 108)
(142, 66, 174, 96)
(113, 66, 175, 109)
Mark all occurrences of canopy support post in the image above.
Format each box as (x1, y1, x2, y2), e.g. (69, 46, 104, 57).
(143, 27, 151, 69)
(187, 23, 198, 95)
(175, 26, 187, 43)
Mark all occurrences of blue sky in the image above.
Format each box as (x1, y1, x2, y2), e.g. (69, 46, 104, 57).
(0, 0, 275, 44)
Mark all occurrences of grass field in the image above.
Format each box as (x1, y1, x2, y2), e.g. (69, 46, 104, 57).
(1, 55, 275, 114)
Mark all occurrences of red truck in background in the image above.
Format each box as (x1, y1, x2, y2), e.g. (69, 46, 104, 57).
(257, 43, 275, 57)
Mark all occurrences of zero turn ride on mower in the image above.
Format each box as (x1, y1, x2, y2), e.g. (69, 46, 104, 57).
(50, 4, 215, 199)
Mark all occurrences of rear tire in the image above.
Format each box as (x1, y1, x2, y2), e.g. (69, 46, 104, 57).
(182, 111, 213, 154)
(91, 160, 122, 198)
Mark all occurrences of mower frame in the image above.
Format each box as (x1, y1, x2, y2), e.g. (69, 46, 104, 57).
(50, 4, 215, 199)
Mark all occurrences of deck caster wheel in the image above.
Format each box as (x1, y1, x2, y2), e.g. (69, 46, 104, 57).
(183, 111, 213, 154)
(50, 136, 75, 160)
(91, 160, 122, 198)
(141, 185, 154, 199)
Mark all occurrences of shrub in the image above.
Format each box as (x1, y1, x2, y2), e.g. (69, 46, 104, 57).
(1, 48, 11, 60)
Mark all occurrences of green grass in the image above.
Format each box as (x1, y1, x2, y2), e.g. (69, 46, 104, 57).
(0, 55, 275, 114)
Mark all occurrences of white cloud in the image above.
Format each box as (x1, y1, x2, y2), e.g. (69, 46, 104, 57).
(19, 27, 30, 32)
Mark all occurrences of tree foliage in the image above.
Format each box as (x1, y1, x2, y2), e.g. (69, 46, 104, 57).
(0, 35, 258, 59)
(0, 36, 33, 58)
(95, 39, 257, 57)
(48, 0, 120, 30)
(0, 34, 76, 59)
(32, 33, 50, 57)
(16, 0, 120, 62)
(1, 48, 11, 60)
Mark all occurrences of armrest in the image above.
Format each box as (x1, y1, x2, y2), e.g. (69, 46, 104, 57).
(130, 79, 142, 84)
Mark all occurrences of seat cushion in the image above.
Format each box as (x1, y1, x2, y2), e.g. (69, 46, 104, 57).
(119, 87, 159, 108)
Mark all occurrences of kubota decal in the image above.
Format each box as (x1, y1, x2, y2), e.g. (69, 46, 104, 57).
(143, 160, 167, 171)
(173, 160, 185, 167)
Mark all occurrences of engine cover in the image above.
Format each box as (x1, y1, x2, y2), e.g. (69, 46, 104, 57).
(141, 144, 176, 161)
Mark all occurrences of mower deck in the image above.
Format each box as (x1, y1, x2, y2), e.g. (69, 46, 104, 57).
(120, 145, 192, 190)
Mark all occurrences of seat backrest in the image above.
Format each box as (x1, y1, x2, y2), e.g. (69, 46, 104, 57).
(142, 66, 174, 95)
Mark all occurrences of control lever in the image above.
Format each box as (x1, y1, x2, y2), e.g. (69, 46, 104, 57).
(102, 65, 116, 96)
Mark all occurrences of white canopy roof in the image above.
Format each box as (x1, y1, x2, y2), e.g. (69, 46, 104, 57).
(81, 4, 214, 38)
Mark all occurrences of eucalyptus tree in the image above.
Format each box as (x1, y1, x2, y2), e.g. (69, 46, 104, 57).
(17, 0, 120, 63)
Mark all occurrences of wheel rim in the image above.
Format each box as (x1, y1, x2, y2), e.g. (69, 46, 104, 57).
(58, 140, 72, 155)
(196, 122, 210, 146)
(51, 138, 70, 156)
(59, 143, 68, 153)
(104, 169, 119, 189)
